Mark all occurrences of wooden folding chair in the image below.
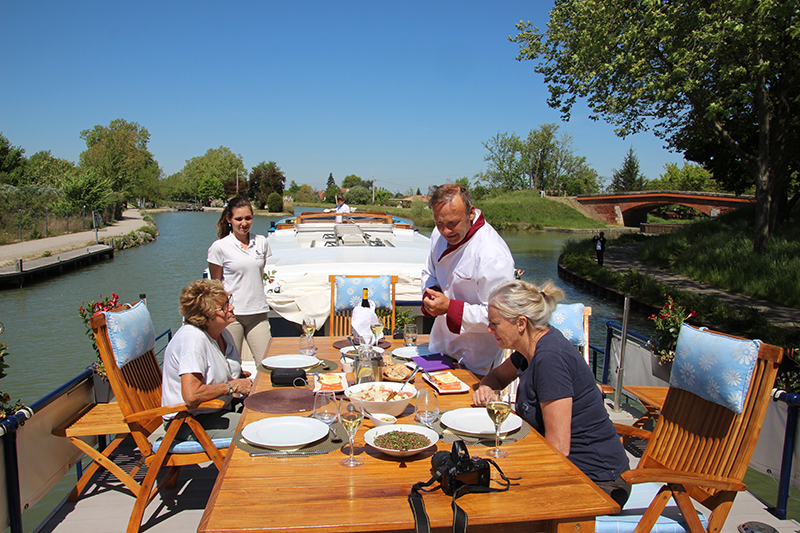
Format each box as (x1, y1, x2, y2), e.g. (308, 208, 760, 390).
(598, 324, 784, 533)
(88, 301, 230, 532)
(328, 274, 397, 337)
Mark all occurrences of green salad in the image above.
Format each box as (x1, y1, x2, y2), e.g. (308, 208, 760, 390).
(373, 430, 431, 451)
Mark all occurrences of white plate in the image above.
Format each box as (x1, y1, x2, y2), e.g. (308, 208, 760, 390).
(314, 373, 348, 393)
(261, 354, 320, 369)
(422, 371, 470, 394)
(364, 424, 439, 457)
(440, 407, 522, 435)
(391, 344, 435, 360)
(241, 417, 329, 449)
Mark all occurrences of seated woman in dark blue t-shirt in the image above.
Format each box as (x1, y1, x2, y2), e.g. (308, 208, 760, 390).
(473, 279, 630, 509)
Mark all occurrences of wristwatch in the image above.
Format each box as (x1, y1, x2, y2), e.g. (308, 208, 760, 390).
(226, 381, 234, 394)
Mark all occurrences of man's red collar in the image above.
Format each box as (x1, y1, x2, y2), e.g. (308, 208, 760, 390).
(438, 210, 485, 261)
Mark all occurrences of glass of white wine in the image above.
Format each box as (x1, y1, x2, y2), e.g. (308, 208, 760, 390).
(339, 398, 364, 467)
(302, 317, 316, 340)
(486, 389, 511, 458)
(369, 321, 384, 346)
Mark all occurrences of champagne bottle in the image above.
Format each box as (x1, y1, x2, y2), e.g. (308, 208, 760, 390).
(360, 288, 369, 308)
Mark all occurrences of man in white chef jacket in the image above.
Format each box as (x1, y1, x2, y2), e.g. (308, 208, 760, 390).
(421, 184, 515, 375)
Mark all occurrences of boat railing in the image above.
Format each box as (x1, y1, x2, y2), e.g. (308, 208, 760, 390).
(295, 211, 394, 225)
(0, 328, 172, 533)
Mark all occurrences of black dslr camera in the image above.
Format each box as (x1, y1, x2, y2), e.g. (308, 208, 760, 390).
(430, 440, 490, 496)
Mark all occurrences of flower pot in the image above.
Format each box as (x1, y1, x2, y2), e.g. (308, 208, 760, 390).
(650, 353, 673, 383)
(92, 373, 113, 404)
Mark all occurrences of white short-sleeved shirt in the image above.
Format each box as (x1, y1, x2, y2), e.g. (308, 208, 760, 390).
(207, 233, 271, 315)
(161, 324, 243, 420)
(335, 202, 350, 223)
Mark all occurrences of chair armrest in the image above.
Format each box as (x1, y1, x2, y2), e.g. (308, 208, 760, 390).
(621, 468, 747, 492)
(614, 423, 652, 440)
(124, 399, 225, 423)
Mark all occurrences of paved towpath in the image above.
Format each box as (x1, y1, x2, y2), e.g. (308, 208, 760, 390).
(0, 209, 146, 267)
(604, 242, 800, 330)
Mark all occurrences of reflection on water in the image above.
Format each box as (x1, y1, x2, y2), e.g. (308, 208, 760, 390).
(0, 211, 651, 404)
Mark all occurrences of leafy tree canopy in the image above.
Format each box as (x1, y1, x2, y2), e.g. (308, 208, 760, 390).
(79, 119, 161, 203)
(198, 176, 225, 204)
(326, 173, 336, 188)
(23, 151, 76, 189)
(478, 124, 601, 194)
(342, 174, 371, 190)
(324, 184, 341, 204)
(647, 163, 719, 193)
(344, 185, 370, 205)
(287, 180, 300, 194)
(182, 146, 245, 201)
(0, 133, 27, 186)
(248, 160, 286, 207)
(511, 0, 800, 251)
(294, 184, 319, 203)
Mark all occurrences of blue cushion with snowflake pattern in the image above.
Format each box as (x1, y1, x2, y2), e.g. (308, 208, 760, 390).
(670, 324, 760, 414)
(102, 301, 156, 368)
(549, 303, 587, 347)
(333, 275, 393, 312)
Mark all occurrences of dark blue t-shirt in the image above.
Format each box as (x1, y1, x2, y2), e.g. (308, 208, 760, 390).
(512, 328, 628, 482)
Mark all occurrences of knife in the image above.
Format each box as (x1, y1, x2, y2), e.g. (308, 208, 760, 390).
(249, 450, 330, 457)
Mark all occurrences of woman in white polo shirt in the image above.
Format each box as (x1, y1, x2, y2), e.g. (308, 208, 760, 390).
(208, 197, 271, 360)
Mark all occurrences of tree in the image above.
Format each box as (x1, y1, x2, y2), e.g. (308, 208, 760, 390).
(23, 151, 76, 188)
(79, 119, 161, 204)
(0, 134, 27, 186)
(249, 161, 286, 207)
(479, 132, 525, 191)
(287, 180, 300, 194)
(511, 1, 800, 251)
(267, 192, 283, 212)
(324, 184, 341, 204)
(342, 174, 370, 189)
(344, 186, 370, 205)
(326, 173, 336, 189)
(610, 148, 646, 192)
(374, 188, 392, 205)
(183, 147, 246, 201)
(647, 163, 718, 192)
(198, 176, 225, 204)
(294, 184, 318, 203)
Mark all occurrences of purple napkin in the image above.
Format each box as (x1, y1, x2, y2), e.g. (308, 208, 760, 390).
(411, 353, 456, 372)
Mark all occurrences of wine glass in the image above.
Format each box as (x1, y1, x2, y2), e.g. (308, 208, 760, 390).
(313, 391, 339, 440)
(486, 389, 511, 458)
(299, 335, 316, 356)
(369, 322, 384, 346)
(403, 323, 417, 347)
(416, 389, 439, 430)
(302, 317, 316, 340)
(339, 399, 364, 467)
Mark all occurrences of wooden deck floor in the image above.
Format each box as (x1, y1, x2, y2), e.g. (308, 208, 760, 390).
(37, 401, 799, 533)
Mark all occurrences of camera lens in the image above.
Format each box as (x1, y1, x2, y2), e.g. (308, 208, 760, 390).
(431, 450, 451, 470)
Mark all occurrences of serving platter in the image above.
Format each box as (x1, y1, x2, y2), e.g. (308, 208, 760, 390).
(261, 354, 320, 369)
(440, 407, 522, 435)
(422, 371, 470, 394)
(364, 424, 439, 457)
(241, 417, 329, 449)
(314, 372, 348, 393)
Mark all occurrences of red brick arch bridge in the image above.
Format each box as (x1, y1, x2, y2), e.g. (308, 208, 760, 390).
(575, 191, 755, 227)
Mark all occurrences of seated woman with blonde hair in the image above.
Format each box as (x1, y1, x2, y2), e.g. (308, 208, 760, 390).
(473, 279, 630, 508)
(162, 279, 253, 441)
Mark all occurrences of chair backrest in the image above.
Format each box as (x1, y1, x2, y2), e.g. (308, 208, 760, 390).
(639, 325, 782, 527)
(328, 274, 398, 337)
(549, 303, 592, 364)
(91, 301, 164, 450)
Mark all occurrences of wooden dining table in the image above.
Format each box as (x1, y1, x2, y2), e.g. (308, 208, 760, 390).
(197, 335, 620, 533)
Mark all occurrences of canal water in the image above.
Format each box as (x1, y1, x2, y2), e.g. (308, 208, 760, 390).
(0, 210, 653, 405)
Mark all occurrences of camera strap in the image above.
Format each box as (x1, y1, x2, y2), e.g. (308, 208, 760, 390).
(408, 458, 515, 533)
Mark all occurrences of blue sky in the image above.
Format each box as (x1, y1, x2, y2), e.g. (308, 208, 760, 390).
(1, 1, 684, 193)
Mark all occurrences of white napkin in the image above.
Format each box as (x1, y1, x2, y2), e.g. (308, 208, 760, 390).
(351, 302, 383, 344)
